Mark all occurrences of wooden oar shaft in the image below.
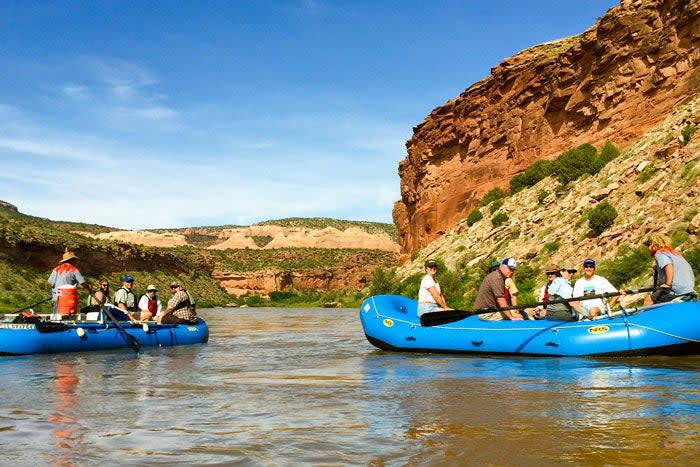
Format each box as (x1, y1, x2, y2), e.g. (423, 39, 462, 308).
(14, 297, 53, 313)
(92, 293, 140, 353)
(421, 286, 657, 326)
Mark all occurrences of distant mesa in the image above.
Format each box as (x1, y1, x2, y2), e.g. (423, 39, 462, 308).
(75, 220, 399, 251)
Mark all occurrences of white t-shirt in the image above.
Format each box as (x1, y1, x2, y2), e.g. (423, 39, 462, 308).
(573, 275, 617, 311)
(418, 274, 441, 303)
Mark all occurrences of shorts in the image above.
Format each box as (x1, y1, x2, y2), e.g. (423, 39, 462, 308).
(417, 302, 441, 317)
(651, 288, 676, 303)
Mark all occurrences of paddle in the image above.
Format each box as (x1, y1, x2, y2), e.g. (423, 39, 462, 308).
(13, 297, 52, 313)
(92, 294, 140, 353)
(420, 287, 657, 327)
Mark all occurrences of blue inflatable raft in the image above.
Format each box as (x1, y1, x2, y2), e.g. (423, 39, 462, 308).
(359, 295, 700, 357)
(0, 306, 209, 355)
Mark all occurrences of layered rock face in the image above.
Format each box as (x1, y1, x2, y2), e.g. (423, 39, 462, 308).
(393, 0, 700, 258)
(208, 225, 398, 251)
(212, 266, 371, 297)
(80, 225, 398, 252)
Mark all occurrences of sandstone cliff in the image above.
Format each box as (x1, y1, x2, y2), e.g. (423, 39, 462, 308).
(397, 93, 700, 285)
(394, 0, 700, 258)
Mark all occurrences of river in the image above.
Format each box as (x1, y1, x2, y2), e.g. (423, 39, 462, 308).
(1, 307, 699, 466)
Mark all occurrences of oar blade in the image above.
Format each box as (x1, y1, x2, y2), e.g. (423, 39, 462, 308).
(420, 309, 476, 327)
(102, 307, 140, 352)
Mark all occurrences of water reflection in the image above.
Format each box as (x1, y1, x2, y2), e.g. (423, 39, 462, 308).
(47, 362, 81, 466)
(360, 352, 700, 465)
(0, 308, 699, 465)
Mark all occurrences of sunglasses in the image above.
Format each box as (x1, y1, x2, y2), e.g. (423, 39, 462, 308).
(583, 264, 595, 268)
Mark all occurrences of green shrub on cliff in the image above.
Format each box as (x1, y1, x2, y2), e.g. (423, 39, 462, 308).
(681, 124, 696, 145)
(466, 209, 483, 226)
(587, 201, 618, 236)
(481, 187, 507, 206)
(510, 160, 555, 194)
(489, 199, 504, 213)
(554, 143, 599, 185)
(491, 212, 509, 228)
(510, 142, 620, 193)
(599, 141, 621, 164)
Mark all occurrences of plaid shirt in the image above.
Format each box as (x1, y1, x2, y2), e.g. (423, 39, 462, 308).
(167, 289, 197, 322)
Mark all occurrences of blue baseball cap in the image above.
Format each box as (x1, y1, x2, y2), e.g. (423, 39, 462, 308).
(122, 274, 134, 282)
(583, 258, 596, 267)
(502, 258, 517, 269)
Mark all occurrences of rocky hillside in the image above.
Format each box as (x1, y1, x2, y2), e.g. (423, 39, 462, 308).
(394, 0, 700, 257)
(397, 93, 700, 288)
(0, 208, 397, 310)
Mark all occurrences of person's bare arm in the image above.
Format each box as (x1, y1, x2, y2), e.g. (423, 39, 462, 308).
(497, 297, 522, 320)
(428, 287, 450, 310)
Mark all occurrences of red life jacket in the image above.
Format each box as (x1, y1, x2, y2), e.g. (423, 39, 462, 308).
(53, 263, 78, 275)
(141, 295, 158, 315)
(147, 297, 158, 314)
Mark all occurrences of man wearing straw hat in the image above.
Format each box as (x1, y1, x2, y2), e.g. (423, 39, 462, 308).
(48, 247, 93, 319)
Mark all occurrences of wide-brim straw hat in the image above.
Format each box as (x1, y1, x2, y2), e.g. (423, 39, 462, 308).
(59, 248, 79, 263)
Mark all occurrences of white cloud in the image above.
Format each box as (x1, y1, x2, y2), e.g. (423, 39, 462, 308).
(0, 137, 112, 163)
(0, 57, 403, 230)
(61, 84, 89, 100)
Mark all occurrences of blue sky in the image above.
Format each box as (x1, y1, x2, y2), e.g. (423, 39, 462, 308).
(0, 0, 619, 230)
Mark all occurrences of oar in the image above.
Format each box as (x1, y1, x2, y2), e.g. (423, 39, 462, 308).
(92, 294, 140, 353)
(13, 297, 53, 313)
(420, 287, 657, 327)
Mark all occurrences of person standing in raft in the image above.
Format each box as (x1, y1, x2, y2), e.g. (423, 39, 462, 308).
(138, 284, 162, 321)
(475, 258, 524, 321)
(48, 248, 93, 319)
(158, 281, 198, 324)
(416, 259, 452, 317)
(644, 233, 696, 305)
(114, 274, 143, 321)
